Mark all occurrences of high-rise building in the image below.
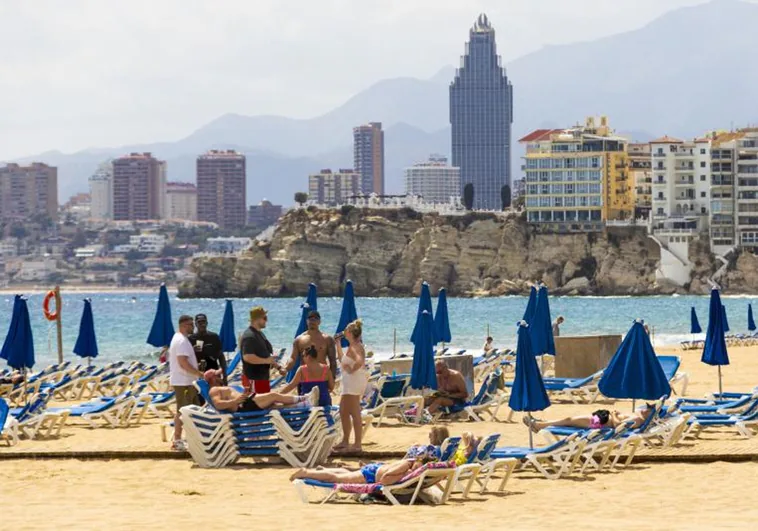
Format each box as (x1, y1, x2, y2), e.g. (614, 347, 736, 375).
(520, 116, 632, 229)
(628, 143, 652, 219)
(247, 200, 283, 227)
(353, 122, 384, 195)
(308, 169, 361, 206)
(112, 153, 166, 221)
(404, 155, 461, 204)
(165, 182, 197, 221)
(0, 162, 58, 221)
(450, 13, 514, 210)
(89, 161, 113, 220)
(196, 150, 246, 229)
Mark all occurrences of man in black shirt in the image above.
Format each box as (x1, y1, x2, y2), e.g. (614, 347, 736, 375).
(189, 313, 228, 385)
(241, 306, 284, 394)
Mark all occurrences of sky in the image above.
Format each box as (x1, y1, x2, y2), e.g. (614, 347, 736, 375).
(0, 0, 720, 160)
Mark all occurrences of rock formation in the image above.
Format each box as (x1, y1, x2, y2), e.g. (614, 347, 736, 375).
(179, 207, 750, 298)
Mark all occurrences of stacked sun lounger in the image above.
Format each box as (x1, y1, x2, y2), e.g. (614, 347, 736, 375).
(181, 379, 340, 468)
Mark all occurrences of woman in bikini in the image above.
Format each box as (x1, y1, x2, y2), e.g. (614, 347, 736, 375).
(525, 403, 656, 432)
(281, 345, 334, 407)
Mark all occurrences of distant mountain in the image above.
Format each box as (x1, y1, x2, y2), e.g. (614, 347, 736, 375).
(10, 0, 758, 204)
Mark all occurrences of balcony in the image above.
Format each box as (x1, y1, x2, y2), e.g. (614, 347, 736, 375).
(653, 196, 668, 202)
(653, 153, 667, 158)
(674, 179, 694, 186)
(652, 180, 667, 185)
(675, 166, 695, 173)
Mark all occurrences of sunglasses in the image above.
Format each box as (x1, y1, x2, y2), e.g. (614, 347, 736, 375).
(195, 320, 207, 324)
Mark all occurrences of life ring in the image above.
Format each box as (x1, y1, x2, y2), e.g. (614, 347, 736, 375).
(43, 290, 58, 321)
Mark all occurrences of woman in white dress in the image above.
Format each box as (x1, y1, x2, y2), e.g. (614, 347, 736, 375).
(333, 319, 368, 453)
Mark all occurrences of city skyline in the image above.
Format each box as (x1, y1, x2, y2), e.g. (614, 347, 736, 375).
(0, 0, 723, 161)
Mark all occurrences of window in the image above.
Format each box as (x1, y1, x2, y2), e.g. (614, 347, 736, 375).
(551, 184, 563, 194)
(700, 161, 706, 168)
(541, 184, 550, 194)
(701, 207, 707, 214)
(701, 175, 706, 181)
(700, 148, 706, 155)
(701, 192, 706, 198)
(657, 208, 664, 215)
(539, 197, 551, 207)
(564, 197, 576, 207)
(657, 148, 664, 155)
(565, 184, 575, 194)
(577, 183, 589, 194)
(589, 183, 601, 194)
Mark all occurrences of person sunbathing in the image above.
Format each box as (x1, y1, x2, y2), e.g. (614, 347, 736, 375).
(525, 403, 656, 432)
(203, 369, 318, 413)
(290, 445, 439, 485)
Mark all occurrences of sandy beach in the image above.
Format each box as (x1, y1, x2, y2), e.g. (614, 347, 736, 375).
(3, 344, 758, 530)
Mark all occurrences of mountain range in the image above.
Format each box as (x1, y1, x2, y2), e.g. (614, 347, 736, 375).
(9, 0, 758, 206)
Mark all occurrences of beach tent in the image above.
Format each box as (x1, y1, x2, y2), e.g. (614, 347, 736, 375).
(702, 288, 730, 396)
(598, 319, 670, 406)
(335, 280, 358, 348)
(146, 284, 174, 348)
(410, 282, 437, 345)
(410, 310, 437, 390)
(287, 283, 318, 383)
(508, 321, 550, 448)
(690, 307, 702, 335)
(433, 288, 452, 346)
(218, 300, 237, 353)
(73, 299, 99, 364)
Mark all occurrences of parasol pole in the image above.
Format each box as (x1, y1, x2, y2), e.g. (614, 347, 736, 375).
(54, 286, 63, 364)
(528, 412, 534, 449)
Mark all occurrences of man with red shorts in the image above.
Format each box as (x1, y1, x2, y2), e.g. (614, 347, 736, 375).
(240, 306, 284, 393)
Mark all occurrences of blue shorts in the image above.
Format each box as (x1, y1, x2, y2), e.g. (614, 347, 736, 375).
(360, 462, 383, 484)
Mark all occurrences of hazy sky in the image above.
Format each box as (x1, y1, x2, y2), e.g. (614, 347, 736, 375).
(0, 0, 717, 159)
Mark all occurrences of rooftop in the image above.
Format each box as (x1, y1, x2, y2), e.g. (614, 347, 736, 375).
(650, 136, 684, 144)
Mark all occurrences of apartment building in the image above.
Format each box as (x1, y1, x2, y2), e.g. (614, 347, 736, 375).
(404, 155, 461, 204)
(520, 116, 632, 230)
(308, 169, 361, 206)
(629, 143, 652, 219)
(196, 150, 246, 229)
(353, 122, 385, 195)
(0, 162, 58, 221)
(112, 153, 166, 221)
(89, 161, 113, 220)
(165, 182, 197, 221)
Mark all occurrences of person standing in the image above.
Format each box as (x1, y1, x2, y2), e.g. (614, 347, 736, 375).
(241, 306, 284, 394)
(552, 316, 565, 337)
(169, 314, 204, 451)
(284, 310, 338, 380)
(189, 313, 227, 385)
(333, 319, 368, 453)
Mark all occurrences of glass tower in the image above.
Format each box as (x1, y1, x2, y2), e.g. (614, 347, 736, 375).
(450, 14, 514, 210)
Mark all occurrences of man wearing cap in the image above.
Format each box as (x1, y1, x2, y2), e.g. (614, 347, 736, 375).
(241, 306, 284, 394)
(285, 310, 338, 380)
(189, 313, 227, 385)
(169, 314, 205, 451)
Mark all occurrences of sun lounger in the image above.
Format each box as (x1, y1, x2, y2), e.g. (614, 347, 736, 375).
(0, 398, 19, 446)
(293, 461, 457, 506)
(685, 399, 758, 438)
(452, 433, 519, 495)
(657, 355, 689, 396)
(362, 374, 424, 426)
(491, 432, 583, 480)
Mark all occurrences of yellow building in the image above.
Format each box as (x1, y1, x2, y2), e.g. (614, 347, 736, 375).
(520, 116, 633, 227)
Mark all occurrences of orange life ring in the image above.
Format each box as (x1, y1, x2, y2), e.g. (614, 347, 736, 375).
(43, 290, 58, 321)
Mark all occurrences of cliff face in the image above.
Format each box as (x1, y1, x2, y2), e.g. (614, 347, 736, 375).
(178, 207, 702, 298)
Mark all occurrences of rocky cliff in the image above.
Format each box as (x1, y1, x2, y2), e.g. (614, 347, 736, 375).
(179, 207, 746, 298)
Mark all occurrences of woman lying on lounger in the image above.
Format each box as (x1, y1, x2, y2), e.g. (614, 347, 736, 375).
(290, 442, 440, 485)
(525, 403, 656, 432)
(203, 369, 319, 412)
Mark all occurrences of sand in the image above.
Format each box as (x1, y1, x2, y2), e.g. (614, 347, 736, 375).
(3, 344, 758, 530)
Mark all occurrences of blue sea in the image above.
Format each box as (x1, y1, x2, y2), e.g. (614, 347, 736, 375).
(1, 292, 754, 368)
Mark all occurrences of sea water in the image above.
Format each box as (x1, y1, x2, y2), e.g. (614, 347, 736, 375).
(1, 292, 754, 367)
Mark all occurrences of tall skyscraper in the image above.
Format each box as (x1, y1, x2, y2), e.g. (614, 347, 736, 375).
(0, 162, 58, 221)
(89, 161, 113, 220)
(450, 13, 514, 210)
(196, 150, 246, 229)
(112, 153, 166, 221)
(353, 122, 384, 195)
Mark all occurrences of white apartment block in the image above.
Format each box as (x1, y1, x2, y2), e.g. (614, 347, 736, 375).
(128, 233, 167, 255)
(89, 162, 114, 220)
(308, 169, 361, 206)
(165, 182, 197, 221)
(404, 155, 461, 204)
(650, 136, 711, 230)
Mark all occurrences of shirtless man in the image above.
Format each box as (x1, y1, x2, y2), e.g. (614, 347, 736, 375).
(203, 369, 318, 413)
(284, 310, 338, 380)
(424, 360, 469, 414)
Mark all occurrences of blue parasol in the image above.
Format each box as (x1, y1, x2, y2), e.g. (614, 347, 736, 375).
(218, 299, 237, 353)
(749, 304, 756, 332)
(410, 310, 438, 390)
(335, 280, 358, 348)
(3, 296, 35, 371)
(410, 282, 437, 345)
(433, 288, 452, 345)
(146, 284, 174, 348)
(690, 307, 702, 334)
(702, 288, 730, 395)
(73, 299, 99, 362)
(508, 321, 550, 448)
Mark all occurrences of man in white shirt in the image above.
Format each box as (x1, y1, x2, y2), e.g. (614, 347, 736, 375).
(170, 314, 204, 450)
